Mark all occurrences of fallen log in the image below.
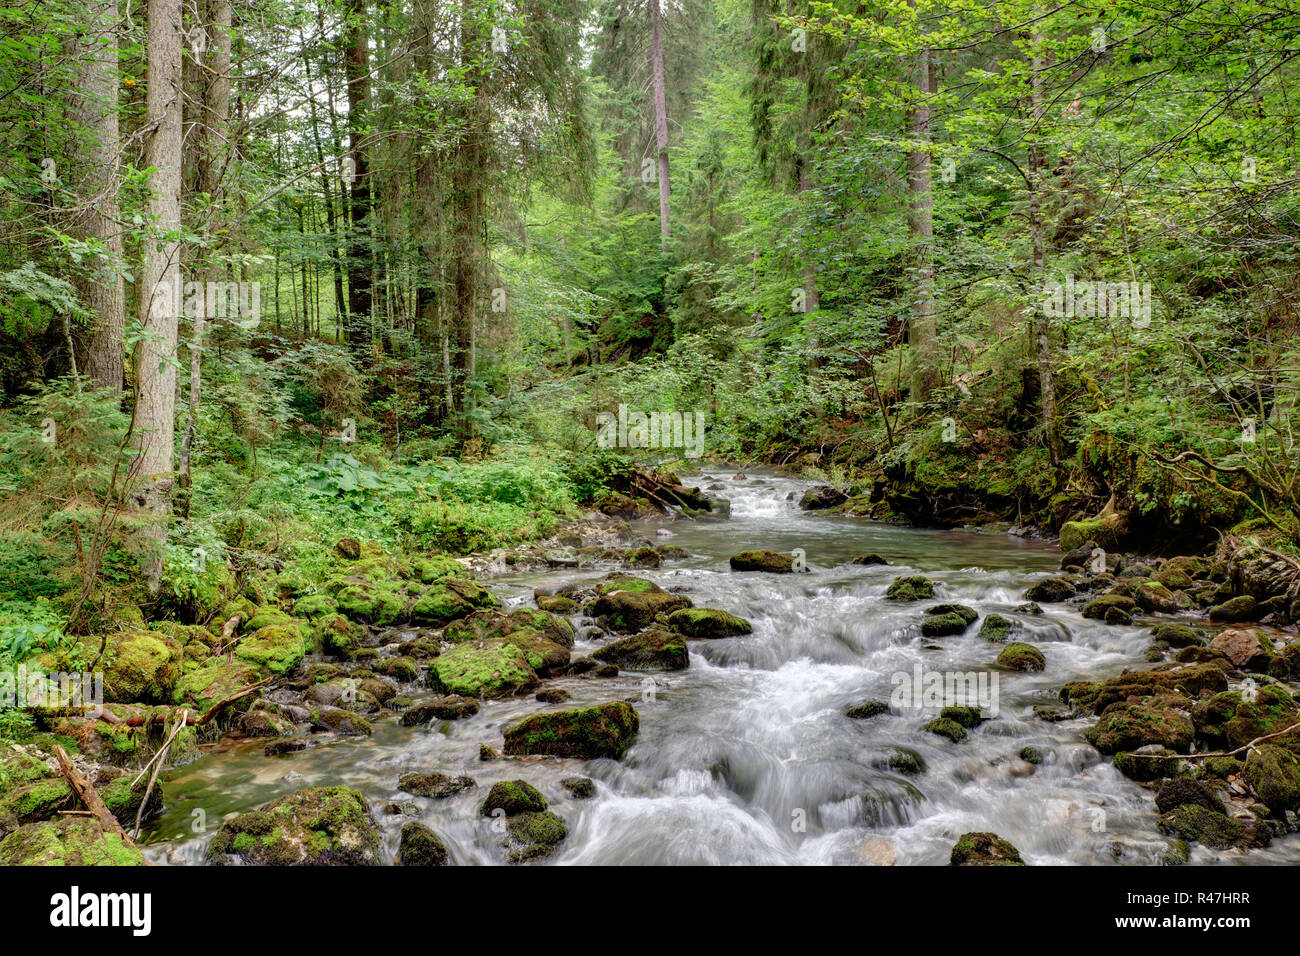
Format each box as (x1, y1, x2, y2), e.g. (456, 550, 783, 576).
(53, 745, 135, 845)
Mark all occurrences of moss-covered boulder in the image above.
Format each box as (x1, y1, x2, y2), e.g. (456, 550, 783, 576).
(0, 777, 70, 830)
(886, 575, 936, 601)
(997, 642, 1046, 672)
(1113, 747, 1181, 782)
(99, 773, 164, 827)
(1024, 576, 1076, 603)
(1084, 703, 1194, 754)
(426, 639, 539, 698)
(925, 717, 966, 742)
(591, 629, 688, 671)
(309, 707, 373, 736)
(1208, 595, 1259, 623)
(104, 630, 183, 703)
(409, 578, 499, 626)
(665, 607, 753, 639)
(1244, 744, 1300, 814)
(508, 608, 576, 648)
(1133, 580, 1178, 613)
(330, 574, 414, 626)
(0, 750, 54, 795)
(979, 613, 1015, 642)
(1192, 686, 1297, 749)
(1150, 624, 1204, 649)
(1155, 778, 1226, 815)
(481, 779, 547, 816)
(845, 699, 889, 719)
(1060, 663, 1228, 716)
(1157, 804, 1251, 850)
(504, 810, 568, 863)
(398, 821, 449, 866)
(173, 659, 261, 712)
(206, 786, 381, 865)
(0, 817, 143, 866)
(1082, 593, 1137, 622)
(592, 585, 691, 633)
(1059, 514, 1124, 553)
(729, 550, 794, 573)
(235, 623, 308, 676)
(502, 701, 640, 759)
(940, 705, 985, 728)
(537, 594, 578, 614)
(400, 695, 480, 724)
(398, 771, 475, 799)
(1268, 642, 1300, 680)
(949, 831, 1025, 865)
(920, 604, 978, 637)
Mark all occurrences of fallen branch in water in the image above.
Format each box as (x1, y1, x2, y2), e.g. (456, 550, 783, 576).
(196, 677, 273, 726)
(131, 709, 188, 838)
(1121, 720, 1300, 760)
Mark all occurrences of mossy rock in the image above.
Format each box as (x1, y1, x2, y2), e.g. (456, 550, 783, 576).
(1268, 642, 1300, 680)
(1059, 514, 1123, 553)
(949, 831, 1025, 865)
(1192, 686, 1298, 749)
(409, 578, 499, 626)
(925, 716, 966, 742)
(885, 575, 936, 601)
(623, 546, 662, 568)
(412, 554, 465, 584)
(1157, 804, 1250, 850)
(1133, 580, 1178, 613)
(400, 695, 480, 724)
(426, 640, 539, 698)
(591, 629, 688, 671)
(979, 613, 1015, 642)
(206, 786, 382, 866)
(884, 748, 924, 775)
(920, 604, 977, 637)
(592, 588, 691, 633)
(103, 630, 184, 704)
(243, 606, 295, 631)
(1150, 624, 1203, 649)
(1113, 748, 1180, 781)
(1060, 664, 1228, 716)
(1024, 576, 1076, 603)
(331, 578, 411, 626)
(665, 607, 753, 639)
(235, 623, 308, 676)
(1154, 778, 1226, 816)
(0, 817, 143, 866)
(480, 779, 547, 816)
(845, 699, 889, 719)
(561, 776, 596, 798)
(997, 642, 1046, 672)
(381, 656, 420, 682)
(595, 576, 663, 596)
(850, 553, 889, 566)
(0, 750, 55, 796)
(398, 771, 475, 799)
(502, 701, 640, 760)
(174, 659, 262, 712)
(1082, 593, 1137, 621)
(0, 777, 70, 827)
(99, 773, 164, 827)
(940, 705, 985, 728)
(309, 707, 373, 736)
(728, 550, 794, 573)
(398, 821, 449, 866)
(292, 594, 339, 621)
(1244, 744, 1300, 814)
(1084, 703, 1194, 755)
(509, 608, 576, 648)
(537, 594, 578, 614)
(1208, 595, 1259, 623)
(505, 810, 568, 864)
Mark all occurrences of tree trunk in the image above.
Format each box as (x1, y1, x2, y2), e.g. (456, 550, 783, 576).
(69, 0, 125, 393)
(907, 38, 938, 402)
(177, 0, 230, 520)
(131, 0, 184, 595)
(345, 0, 373, 350)
(648, 0, 671, 245)
(1027, 21, 1061, 467)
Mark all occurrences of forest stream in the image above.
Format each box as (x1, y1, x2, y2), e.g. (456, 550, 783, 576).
(136, 470, 1299, 866)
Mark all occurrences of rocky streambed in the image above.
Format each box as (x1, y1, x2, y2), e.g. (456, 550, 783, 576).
(4, 468, 1300, 866)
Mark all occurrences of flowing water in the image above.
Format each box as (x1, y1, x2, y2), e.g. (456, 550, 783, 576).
(141, 469, 1300, 865)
